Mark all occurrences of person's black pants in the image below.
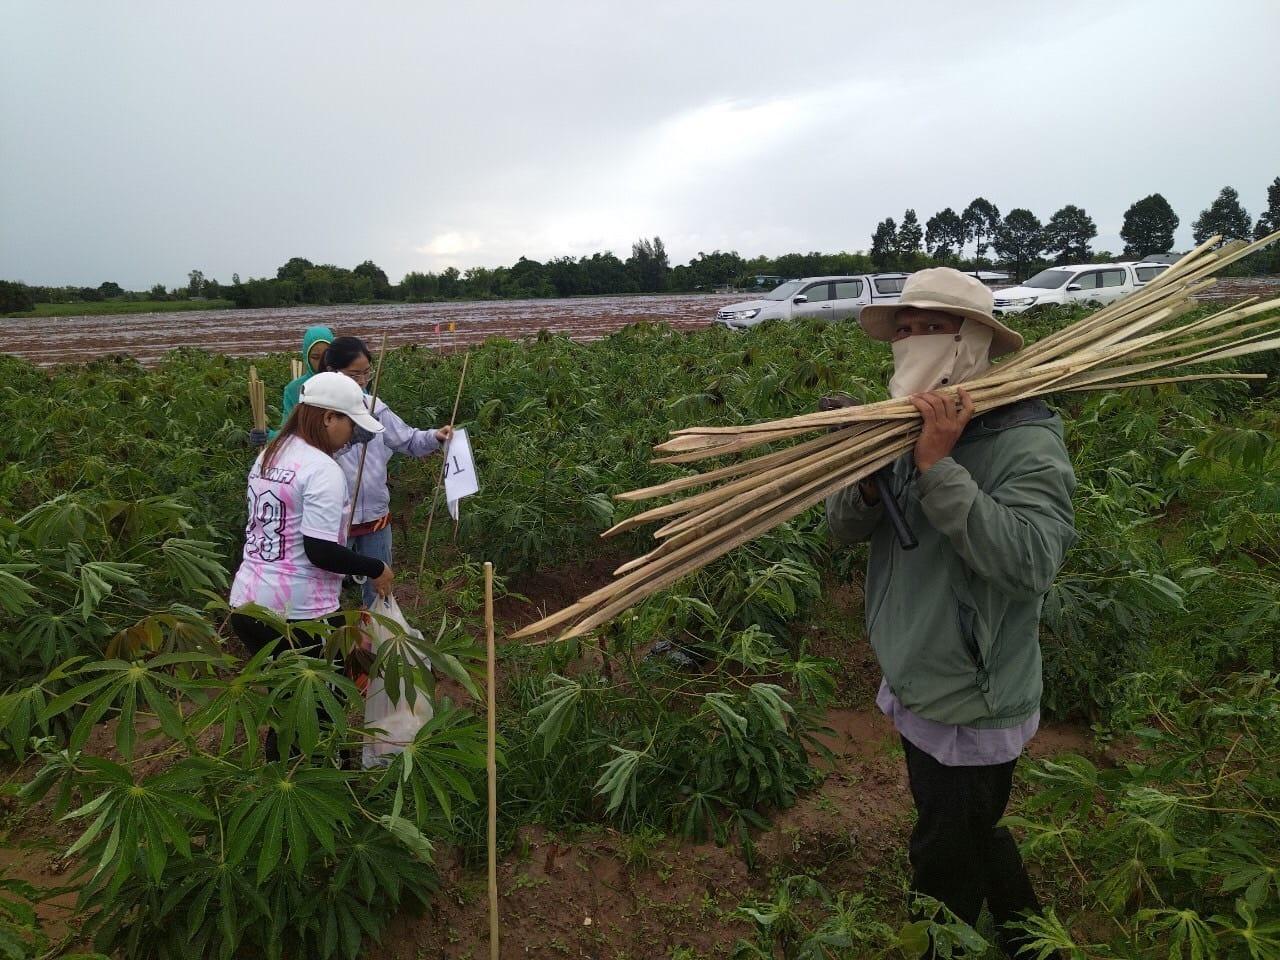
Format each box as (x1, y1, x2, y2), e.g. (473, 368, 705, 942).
(230, 612, 346, 763)
(902, 736, 1044, 958)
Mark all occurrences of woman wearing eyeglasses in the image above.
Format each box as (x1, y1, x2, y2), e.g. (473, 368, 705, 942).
(324, 336, 453, 606)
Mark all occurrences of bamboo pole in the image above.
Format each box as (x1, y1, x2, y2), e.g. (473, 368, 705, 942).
(346, 331, 389, 540)
(484, 561, 499, 960)
(248, 366, 266, 431)
(416, 352, 471, 582)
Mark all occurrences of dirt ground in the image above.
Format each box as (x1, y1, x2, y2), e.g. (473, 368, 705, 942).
(364, 566, 1097, 960)
(0, 293, 739, 367)
(4, 279, 1271, 369)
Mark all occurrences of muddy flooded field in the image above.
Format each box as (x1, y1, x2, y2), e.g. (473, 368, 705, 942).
(3, 279, 1275, 368)
(0, 293, 741, 367)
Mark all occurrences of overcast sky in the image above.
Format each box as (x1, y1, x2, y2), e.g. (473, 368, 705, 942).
(3, 0, 1278, 289)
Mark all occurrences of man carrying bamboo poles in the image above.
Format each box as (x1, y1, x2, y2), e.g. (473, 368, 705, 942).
(825, 268, 1077, 958)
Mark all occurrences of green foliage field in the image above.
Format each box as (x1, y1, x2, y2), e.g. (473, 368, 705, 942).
(1, 308, 1277, 958)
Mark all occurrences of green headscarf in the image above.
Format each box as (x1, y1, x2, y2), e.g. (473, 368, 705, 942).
(276, 325, 335, 430)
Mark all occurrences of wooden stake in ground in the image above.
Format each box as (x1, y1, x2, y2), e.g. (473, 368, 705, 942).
(291, 357, 304, 380)
(248, 366, 266, 431)
(416, 352, 471, 582)
(484, 561, 500, 960)
(346, 331, 389, 540)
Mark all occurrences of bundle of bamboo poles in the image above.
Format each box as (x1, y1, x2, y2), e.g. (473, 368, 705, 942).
(248, 365, 267, 432)
(512, 231, 1280, 643)
(291, 358, 305, 380)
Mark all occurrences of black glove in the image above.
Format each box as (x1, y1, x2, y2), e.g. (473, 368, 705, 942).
(248, 428, 269, 447)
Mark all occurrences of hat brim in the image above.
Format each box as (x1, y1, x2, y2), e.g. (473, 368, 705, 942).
(301, 398, 386, 434)
(349, 407, 385, 434)
(859, 301, 1024, 358)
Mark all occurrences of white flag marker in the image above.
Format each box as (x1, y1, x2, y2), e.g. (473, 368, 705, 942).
(443, 428, 479, 522)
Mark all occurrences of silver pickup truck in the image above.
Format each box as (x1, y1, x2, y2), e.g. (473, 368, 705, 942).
(715, 274, 907, 330)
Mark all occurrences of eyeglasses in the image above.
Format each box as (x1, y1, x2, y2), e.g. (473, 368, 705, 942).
(343, 367, 372, 383)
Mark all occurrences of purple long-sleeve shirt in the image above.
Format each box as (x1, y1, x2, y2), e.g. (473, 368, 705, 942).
(877, 677, 1038, 766)
(335, 399, 442, 526)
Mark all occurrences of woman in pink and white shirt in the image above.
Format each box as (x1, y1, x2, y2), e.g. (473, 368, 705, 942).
(228, 372, 390, 760)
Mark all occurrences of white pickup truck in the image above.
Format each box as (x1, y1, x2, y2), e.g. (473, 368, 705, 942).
(992, 260, 1170, 315)
(715, 274, 907, 330)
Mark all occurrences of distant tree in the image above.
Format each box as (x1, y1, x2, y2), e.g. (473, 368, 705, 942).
(0, 281, 35, 313)
(352, 260, 391, 298)
(896, 209, 923, 259)
(773, 252, 828, 278)
(674, 250, 747, 291)
(542, 256, 581, 297)
(401, 271, 440, 300)
(993, 208, 1045, 279)
(276, 257, 315, 283)
(1120, 193, 1179, 256)
(187, 269, 205, 297)
(870, 217, 898, 270)
(149, 283, 168, 300)
(925, 208, 965, 260)
(97, 281, 124, 298)
(438, 266, 461, 298)
(204, 278, 221, 299)
(1253, 176, 1280, 239)
(231, 272, 241, 285)
(1193, 186, 1252, 244)
(1043, 204, 1097, 264)
(581, 252, 630, 294)
(627, 236, 669, 292)
(962, 198, 1001, 261)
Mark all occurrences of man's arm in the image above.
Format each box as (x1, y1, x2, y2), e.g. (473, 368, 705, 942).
(825, 479, 885, 545)
(916, 426, 1077, 598)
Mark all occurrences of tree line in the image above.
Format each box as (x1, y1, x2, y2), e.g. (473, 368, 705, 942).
(3, 178, 1277, 315)
(869, 177, 1280, 279)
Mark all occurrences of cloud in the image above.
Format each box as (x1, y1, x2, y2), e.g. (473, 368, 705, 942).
(2, 0, 1278, 286)
(415, 232, 486, 259)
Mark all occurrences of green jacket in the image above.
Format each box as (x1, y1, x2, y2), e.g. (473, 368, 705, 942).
(276, 325, 334, 433)
(825, 400, 1077, 729)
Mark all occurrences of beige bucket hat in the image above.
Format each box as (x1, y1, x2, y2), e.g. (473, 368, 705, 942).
(859, 267, 1024, 358)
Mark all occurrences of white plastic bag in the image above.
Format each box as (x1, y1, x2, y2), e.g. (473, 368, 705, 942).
(361, 595, 434, 769)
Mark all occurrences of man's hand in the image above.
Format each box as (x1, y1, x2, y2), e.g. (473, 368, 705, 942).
(435, 425, 454, 444)
(372, 563, 395, 598)
(909, 387, 974, 473)
(248, 428, 269, 447)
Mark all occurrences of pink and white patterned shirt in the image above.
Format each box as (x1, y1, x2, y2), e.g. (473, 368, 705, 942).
(229, 436, 349, 620)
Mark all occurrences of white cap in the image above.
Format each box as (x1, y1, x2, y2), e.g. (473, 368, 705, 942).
(299, 372, 384, 434)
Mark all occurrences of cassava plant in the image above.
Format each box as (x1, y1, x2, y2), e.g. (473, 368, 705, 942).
(10, 609, 486, 960)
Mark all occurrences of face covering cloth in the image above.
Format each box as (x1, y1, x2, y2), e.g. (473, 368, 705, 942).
(888, 319, 995, 399)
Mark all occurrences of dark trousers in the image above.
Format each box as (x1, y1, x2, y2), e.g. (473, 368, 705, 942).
(902, 737, 1043, 957)
(230, 612, 346, 763)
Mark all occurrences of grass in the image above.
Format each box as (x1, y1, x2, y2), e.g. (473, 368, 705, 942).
(2, 298, 236, 318)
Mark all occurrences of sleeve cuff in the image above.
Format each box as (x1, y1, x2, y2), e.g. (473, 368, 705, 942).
(915, 457, 979, 525)
(300, 523, 343, 542)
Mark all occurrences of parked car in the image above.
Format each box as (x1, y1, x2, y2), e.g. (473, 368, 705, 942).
(964, 270, 1011, 288)
(1127, 260, 1172, 285)
(715, 274, 907, 329)
(992, 262, 1162, 315)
